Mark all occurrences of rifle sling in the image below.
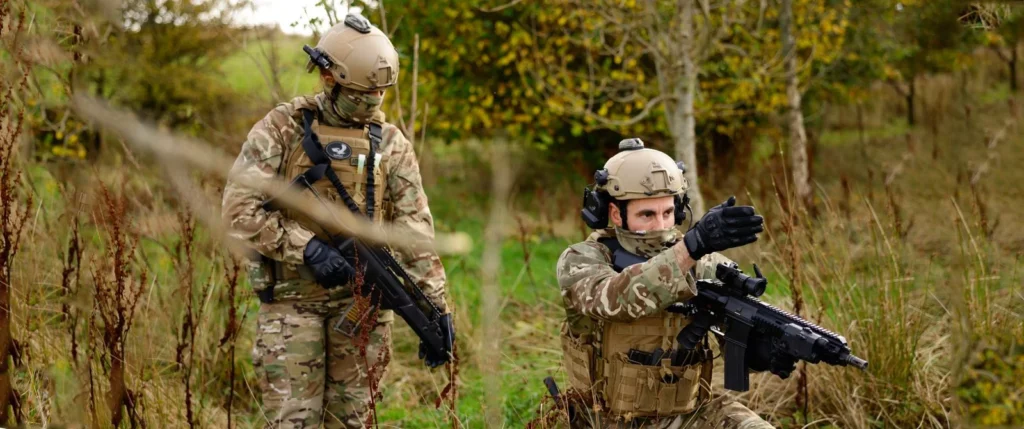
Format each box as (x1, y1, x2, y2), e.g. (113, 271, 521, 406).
(258, 109, 381, 303)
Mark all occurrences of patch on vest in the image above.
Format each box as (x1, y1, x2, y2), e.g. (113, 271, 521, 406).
(325, 141, 352, 160)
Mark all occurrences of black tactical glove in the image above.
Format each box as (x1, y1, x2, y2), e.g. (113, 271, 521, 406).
(303, 238, 355, 289)
(418, 342, 448, 368)
(419, 313, 455, 368)
(683, 196, 764, 260)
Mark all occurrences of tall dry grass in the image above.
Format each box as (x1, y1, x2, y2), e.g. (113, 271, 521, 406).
(1, 2, 35, 426)
(723, 72, 1023, 428)
(5, 79, 1017, 429)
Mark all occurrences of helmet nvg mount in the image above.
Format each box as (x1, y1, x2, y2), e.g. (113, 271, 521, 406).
(303, 13, 399, 91)
(581, 138, 691, 229)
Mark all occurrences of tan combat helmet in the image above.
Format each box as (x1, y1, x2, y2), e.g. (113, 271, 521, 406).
(304, 13, 399, 91)
(597, 138, 688, 199)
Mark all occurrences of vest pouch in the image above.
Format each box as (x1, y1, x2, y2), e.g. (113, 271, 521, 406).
(560, 327, 597, 394)
(669, 362, 702, 413)
(603, 353, 705, 418)
(599, 313, 706, 419)
(603, 353, 659, 416)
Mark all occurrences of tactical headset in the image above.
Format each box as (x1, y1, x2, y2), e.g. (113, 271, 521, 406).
(581, 161, 691, 230)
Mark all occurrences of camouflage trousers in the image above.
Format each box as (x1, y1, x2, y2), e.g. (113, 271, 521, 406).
(253, 286, 393, 429)
(570, 394, 774, 429)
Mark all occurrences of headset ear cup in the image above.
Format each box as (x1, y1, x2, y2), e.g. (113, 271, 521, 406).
(581, 187, 611, 229)
(674, 193, 689, 225)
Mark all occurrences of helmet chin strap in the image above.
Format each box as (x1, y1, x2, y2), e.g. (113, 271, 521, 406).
(326, 82, 347, 121)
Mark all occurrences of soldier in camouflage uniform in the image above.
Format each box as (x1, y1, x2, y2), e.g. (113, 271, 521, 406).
(221, 14, 449, 429)
(556, 139, 773, 428)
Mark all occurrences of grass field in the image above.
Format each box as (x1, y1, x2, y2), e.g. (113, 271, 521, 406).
(220, 31, 313, 103)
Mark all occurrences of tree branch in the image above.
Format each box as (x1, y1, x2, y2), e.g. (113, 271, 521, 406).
(476, 0, 524, 13)
(577, 93, 674, 127)
(375, 1, 408, 133)
(407, 33, 419, 143)
(888, 79, 909, 98)
(992, 45, 1011, 63)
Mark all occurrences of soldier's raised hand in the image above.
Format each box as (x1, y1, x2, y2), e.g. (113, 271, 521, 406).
(683, 196, 764, 260)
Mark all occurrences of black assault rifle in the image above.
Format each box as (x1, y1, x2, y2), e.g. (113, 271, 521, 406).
(667, 263, 868, 391)
(262, 183, 454, 368)
(330, 236, 454, 367)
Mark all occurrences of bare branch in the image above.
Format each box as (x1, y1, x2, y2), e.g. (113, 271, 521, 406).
(992, 45, 1011, 63)
(476, 0, 524, 13)
(375, 2, 408, 134)
(719, 43, 749, 58)
(418, 102, 429, 153)
(389, 15, 404, 38)
(888, 79, 910, 98)
(757, 0, 767, 33)
(407, 33, 419, 143)
(225, 29, 282, 103)
(578, 93, 674, 128)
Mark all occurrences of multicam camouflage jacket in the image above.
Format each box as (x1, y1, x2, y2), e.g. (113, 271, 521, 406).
(221, 92, 448, 311)
(556, 228, 732, 336)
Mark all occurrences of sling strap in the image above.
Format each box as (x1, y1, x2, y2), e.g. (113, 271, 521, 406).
(597, 237, 648, 272)
(300, 109, 368, 215)
(256, 109, 382, 303)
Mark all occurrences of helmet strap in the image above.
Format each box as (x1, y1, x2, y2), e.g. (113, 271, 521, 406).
(326, 82, 344, 118)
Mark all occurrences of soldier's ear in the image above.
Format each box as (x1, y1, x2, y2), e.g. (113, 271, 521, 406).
(320, 69, 336, 87)
(609, 202, 622, 228)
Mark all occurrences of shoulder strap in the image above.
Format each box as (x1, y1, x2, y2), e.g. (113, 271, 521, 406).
(597, 237, 648, 272)
(296, 108, 364, 216)
(365, 122, 382, 219)
(301, 109, 329, 165)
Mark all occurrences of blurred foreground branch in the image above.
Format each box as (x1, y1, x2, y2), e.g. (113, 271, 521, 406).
(479, 140, 514, 428)
(70, 95, 472, 256)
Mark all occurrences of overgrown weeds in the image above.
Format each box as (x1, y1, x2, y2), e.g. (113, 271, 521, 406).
(0, 2, 34, 426)
(90, 182, 148, 428)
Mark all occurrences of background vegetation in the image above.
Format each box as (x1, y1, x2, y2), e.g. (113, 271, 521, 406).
(1, 0, 1022, 428)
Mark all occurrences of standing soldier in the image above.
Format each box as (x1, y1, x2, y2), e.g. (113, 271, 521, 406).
(221, 13, 451, 428)
(556, 139, 776, 428)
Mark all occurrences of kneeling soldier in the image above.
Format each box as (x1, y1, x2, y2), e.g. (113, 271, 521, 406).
(556, 138, 773, 428)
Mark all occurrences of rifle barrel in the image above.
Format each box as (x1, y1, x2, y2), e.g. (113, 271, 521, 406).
(845, 354, 868, 370)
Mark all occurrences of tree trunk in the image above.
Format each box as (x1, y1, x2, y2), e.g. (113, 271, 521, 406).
(906, 76, 916, 127)
(856, 103, 865, 146)
(672, 0, 705, 217)
(1010, 46, 1018, 93)
(781, 0, 811, 209)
